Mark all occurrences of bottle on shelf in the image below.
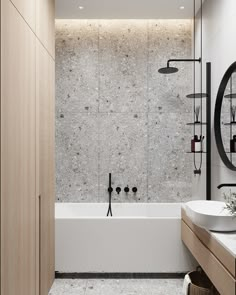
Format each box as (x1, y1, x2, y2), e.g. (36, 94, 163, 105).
(191, 135, 198, 152)
(191, 135, 205, 152)
(230, 135, 236, 153)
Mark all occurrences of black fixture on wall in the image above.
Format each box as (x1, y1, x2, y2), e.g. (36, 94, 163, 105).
(107, 173, 113, 216)
(206, 63, 212, 200)
(217, 183, 236, 189)
(132, 187, 138, 193)
(116, 187, 121, 194)
(124, 186, 129, 193)
(158, 58, 201, 74)
(106, 174, 139, 216)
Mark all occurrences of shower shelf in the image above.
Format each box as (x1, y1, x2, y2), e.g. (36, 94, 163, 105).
(186, 151, 206, 154)
(224, 93, 236, 99)
(186, 93, 208, 99)
(223, 122, 236, 125)
(186, 122, 207, 125)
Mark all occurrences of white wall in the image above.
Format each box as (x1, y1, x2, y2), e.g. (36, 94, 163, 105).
(193, 0, 236, 201)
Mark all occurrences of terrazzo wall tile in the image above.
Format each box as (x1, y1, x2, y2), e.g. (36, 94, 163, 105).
(148, 112, 192, 202)
(148, 63, 193, 113)
(98, 113, 148, 202)
(56, 20, 99, 114)
(99, 20, 148, 113)
(56, 113, 99, 202)
(148, 20, 192, 114)
(55, 20, 193, 203)
(148, 20, 192, 64)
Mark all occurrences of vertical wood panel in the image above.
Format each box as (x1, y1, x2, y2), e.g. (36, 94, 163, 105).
(36, 0, 55, 58)
(36, 39, 55, 295)
(1, 0, 37, 294)
(9, 0, 36, 32)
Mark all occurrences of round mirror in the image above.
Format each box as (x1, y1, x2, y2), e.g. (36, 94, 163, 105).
(214, 61, 236, 171)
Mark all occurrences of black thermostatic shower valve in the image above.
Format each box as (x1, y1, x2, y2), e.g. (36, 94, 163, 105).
(124, 186, 129, 193)
(116, 187, 121, 194)
(132, 187, 138, 193)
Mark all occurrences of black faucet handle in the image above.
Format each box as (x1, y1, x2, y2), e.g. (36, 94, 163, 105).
(132, 187, 137, 193)
(116, 187, 121, 194)
(124, 186, 129, 193)
(108, 187, 113, 193)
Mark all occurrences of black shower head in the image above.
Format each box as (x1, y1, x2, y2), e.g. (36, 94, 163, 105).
(158, 58, 201, 75)
(158, 66, 179, 74)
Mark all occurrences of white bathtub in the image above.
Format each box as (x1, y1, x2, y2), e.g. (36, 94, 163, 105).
(55, 203, 196, 273)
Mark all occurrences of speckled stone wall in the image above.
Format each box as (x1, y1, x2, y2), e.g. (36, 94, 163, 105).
(55, 20, 193, 203)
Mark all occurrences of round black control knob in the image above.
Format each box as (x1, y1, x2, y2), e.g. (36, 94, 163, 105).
(116, 187, 121, 194)
(124, 186, 129, 193)
(108, 187, 113, 193)
(132, 187, 137, 193)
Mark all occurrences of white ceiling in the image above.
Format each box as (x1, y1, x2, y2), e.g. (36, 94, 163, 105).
(56, 0, 204, 19)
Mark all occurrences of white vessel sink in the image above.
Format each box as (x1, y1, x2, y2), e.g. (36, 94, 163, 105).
(185, 200, 236, 232)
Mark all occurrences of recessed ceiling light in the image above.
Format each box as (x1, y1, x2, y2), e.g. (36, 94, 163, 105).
(179, 6, 185, 10)
(79, 6, 84, 10)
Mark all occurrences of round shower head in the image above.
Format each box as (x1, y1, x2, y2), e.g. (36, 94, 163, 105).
(158, 66, 179, 74)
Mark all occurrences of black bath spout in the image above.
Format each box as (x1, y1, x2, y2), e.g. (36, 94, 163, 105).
(217, 183, 236, 189)
(107, 173, 113, 217)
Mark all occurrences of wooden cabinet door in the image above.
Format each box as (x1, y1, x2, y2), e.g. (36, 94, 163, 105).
(36, 0, 55, 58)
(1, 1, 37, 294)
(9, 0, 36, 32)
(36, 39, 55, 295)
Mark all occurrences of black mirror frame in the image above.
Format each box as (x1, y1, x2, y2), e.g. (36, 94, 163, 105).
(214, 61, 236, 171)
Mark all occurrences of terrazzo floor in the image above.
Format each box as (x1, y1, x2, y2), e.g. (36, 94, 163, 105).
(49, 279, 184, 295)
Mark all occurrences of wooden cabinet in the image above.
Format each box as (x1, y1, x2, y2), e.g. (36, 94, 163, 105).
(36, 39, 55, 295)
(1, 0, 37, 294)
(9, 0, 36, 31)
(36, 0, 55, 58)
(0, 0, 55, 294)
(182, 208, 236, 295)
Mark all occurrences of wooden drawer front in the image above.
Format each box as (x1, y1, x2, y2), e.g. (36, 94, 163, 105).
(182, 209, 235, 278)
(182, 221, 236, 295)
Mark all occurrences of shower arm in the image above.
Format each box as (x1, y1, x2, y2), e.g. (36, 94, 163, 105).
(167, 58, 201, 68)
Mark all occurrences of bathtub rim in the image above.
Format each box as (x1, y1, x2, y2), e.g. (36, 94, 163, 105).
(55, 202, 184, 220)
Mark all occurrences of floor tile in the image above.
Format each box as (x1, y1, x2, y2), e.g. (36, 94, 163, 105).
(49, 279, 87, 295)
(50, 279, 184, 295)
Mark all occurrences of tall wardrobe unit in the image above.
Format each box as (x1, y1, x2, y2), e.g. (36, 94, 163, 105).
(0, 0, 55, 294)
